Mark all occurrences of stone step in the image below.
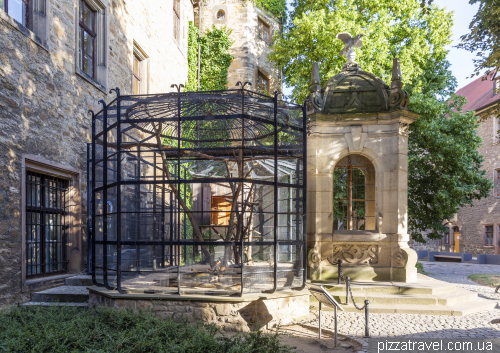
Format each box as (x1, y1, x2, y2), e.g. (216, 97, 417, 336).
(310, 288, 479, 306)
(31, 286, 89, 303)
(22, 302, 89, 308)
(65, 275, 93, 287)
(315, 276, 457, 296)
(310, 298, 497, 316)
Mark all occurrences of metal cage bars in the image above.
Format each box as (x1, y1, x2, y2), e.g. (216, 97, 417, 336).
(89, 87, 307, 296)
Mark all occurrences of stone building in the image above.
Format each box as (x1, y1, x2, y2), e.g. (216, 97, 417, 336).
(0, 0, 283, 306)
(197, 0, 281, 92)
(409, 74, 500, 256)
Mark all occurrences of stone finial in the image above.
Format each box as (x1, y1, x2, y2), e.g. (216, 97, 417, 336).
(337, 32, 365, 69)
(308, 62, 324, 112)
(389, 58, 409, 110)
(310, 62, 321, 94)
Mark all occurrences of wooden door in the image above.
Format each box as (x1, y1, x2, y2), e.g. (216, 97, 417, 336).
(211, 196, 232, 225)
(454, 231, 460, 252)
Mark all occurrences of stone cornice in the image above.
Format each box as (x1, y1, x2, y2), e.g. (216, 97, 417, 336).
(308, 109, 420, 126)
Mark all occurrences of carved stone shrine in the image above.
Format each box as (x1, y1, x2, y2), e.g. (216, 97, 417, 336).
(306, 35, 419, 282)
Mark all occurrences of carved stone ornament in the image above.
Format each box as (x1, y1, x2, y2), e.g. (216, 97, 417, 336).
(399, 122, 410, 136)
(308, 248, 320, 271)
(393, 250, 408, 267)
(327, 244, 378, 265)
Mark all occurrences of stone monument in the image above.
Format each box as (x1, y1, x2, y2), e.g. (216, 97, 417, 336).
(307, 33, 419, 283)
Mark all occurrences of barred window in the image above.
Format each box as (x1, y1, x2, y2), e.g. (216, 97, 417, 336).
(26, 171, 68, 278)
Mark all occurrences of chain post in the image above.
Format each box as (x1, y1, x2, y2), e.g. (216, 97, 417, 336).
(346, 276, 350, 305)
(337, 259, 342, 284)
(364, 300, 370, 338)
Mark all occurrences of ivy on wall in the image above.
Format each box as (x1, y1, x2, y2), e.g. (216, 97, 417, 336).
(186, 22, 233, 91)
(254, 0, 287, 22)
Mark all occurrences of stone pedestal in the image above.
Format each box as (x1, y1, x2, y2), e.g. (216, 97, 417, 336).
(306, 60, 419, 283)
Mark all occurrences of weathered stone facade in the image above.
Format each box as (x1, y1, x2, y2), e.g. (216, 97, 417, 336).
(198, 0, 281, 91)
(0, 0, 193, 305)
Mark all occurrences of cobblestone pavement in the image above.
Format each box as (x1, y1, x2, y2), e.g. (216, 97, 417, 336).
(301, 262, 500, 351)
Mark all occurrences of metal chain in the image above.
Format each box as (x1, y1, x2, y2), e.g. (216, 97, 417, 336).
(337, 261, 366, 311)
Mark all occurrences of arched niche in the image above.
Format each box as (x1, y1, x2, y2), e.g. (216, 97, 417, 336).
(333, 154, 376, 231)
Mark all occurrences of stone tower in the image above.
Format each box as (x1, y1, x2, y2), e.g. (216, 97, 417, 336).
(306, 38, 419, 283)
(197, 0, 281, 92)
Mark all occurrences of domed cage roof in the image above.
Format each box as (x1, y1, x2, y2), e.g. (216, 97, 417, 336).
(321, 69, 391, 114)
(89, 88, 307, 296)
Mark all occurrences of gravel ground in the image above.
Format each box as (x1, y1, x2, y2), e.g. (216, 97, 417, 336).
(300, 262, 500, 352)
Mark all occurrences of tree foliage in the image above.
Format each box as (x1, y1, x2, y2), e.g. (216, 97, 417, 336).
(255, 0, 287, 22)
(458, 0, 500, 77)
(270, 0, 493, 241)
(186, 22, 233, 92)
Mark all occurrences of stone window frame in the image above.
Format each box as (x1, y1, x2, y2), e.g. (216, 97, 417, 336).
(21, 155, 82, 292)
(173, 0, 181, 44)
(493, 116, 500, 143)
(74, 0, 108, 94)
(257, 17, 271, 45)
(132, 41, 149, 95)
(482, 224, 496, 248)
(211, 5, 227, 24)
(256, 69, 270, 95)
(0, 0, 50, 50)
(493, 169, 500, 197)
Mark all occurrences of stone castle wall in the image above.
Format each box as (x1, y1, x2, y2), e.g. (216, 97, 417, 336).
(198, 0, 281, 91)
(0, 0, 193, 305)
(456, 114, 500, 256)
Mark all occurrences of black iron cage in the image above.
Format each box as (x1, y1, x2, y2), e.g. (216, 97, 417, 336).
(89, 86, 307, 296)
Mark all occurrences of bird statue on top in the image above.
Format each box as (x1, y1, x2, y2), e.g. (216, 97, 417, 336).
(336, 32, 365, 69)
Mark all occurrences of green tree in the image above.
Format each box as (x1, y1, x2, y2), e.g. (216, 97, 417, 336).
(270, 0, 493, 241)
(458, 0, 500, 78)
(186, 22, 233, 91)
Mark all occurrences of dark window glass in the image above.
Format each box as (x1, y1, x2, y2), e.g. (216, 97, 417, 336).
(78, 1, 96, 78)
(486, 225, 494, 246)
(257, 73, 269, 94)
(3, 0, 29, 27)
(133, 54, 141, 94)
(26, 171, 68, 278)
(444, 232, 449, 244)
(217, 10, 225, 20)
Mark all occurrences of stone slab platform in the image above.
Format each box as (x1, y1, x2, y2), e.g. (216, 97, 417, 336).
(310, 274, 497, 316)
(88, 286, 310, 332)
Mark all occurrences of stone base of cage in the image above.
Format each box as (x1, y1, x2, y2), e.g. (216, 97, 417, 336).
(88, 287, 310, 332)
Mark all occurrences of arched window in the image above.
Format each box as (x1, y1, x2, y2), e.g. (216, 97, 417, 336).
(333, 154, 375, 230)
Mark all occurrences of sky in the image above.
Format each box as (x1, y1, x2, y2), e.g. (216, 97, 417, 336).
(283, 0, 480, 96)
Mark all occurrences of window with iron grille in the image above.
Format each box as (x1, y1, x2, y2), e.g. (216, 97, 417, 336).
(26, 171, 69, 278)
(78, 0, 97, 78)
(173, 0, 180, 44)
(485, 225, 494, 246)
